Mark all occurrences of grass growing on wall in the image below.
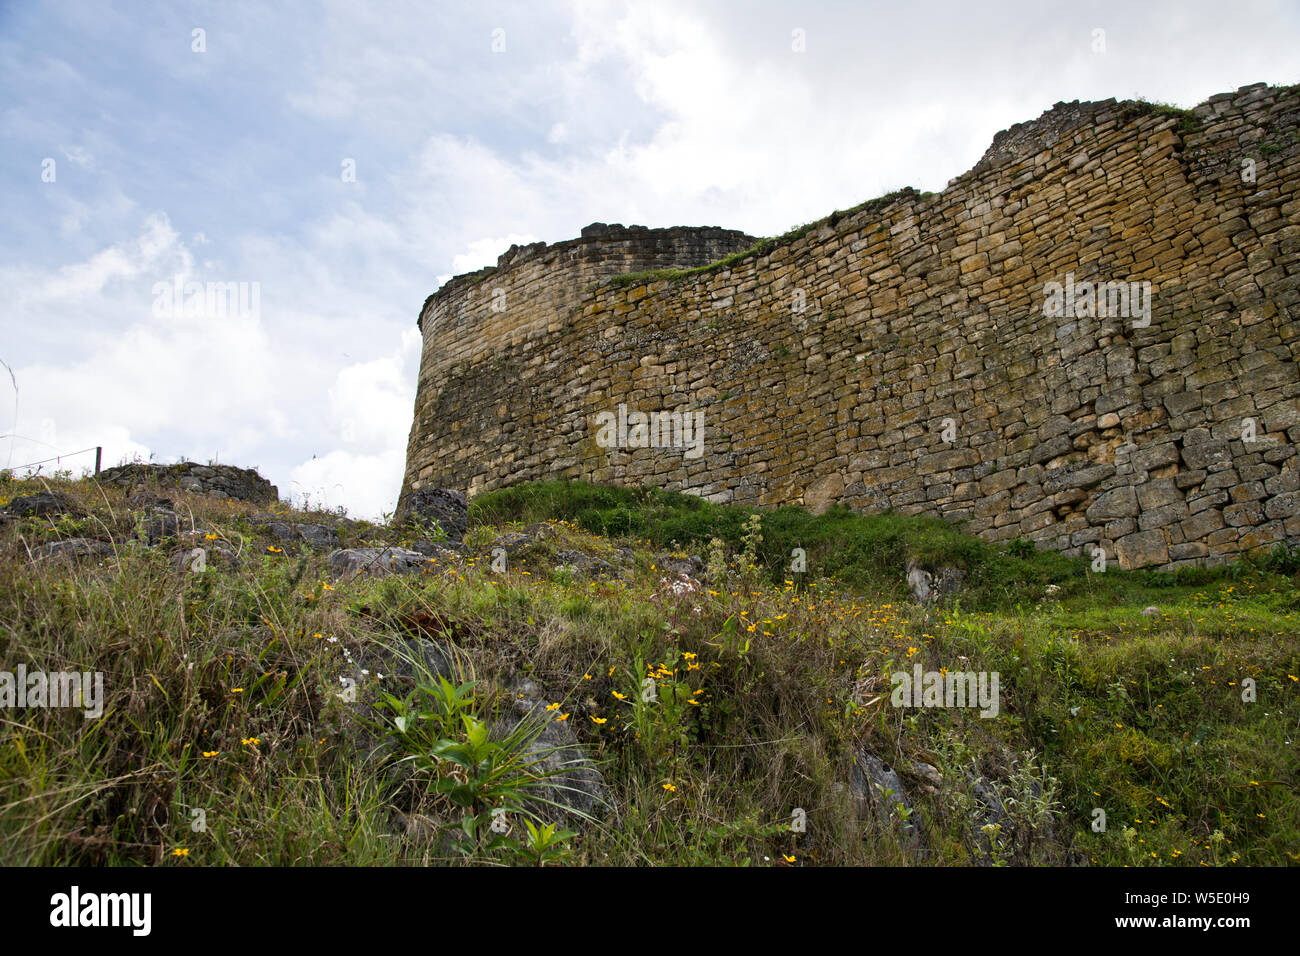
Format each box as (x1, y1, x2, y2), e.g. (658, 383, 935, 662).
(606, 189, 924, 289)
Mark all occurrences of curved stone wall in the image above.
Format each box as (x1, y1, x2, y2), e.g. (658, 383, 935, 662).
(401, 83, 1300, 569)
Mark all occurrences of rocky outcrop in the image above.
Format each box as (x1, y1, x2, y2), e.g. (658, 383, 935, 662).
(5, 491, 80, 518)
(246, 514, 340, 553)
(328, 546, 441, 580)
(31, 537, 114, 563)
(396, 487, 468, 544)
(97, 462, 278, 505)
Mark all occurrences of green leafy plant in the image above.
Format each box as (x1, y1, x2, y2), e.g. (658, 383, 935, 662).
(372, 675, 590, 861)
(509, 819, 577, 866)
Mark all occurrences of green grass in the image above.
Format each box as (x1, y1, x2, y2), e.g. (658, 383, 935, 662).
(1, 473, 1296, 866)
(1127, 98, 1204, 136)
(606, 189, 922, 290)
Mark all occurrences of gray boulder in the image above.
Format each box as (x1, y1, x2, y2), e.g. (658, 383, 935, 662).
(655, 554, 704, 577)
(849, 749, 925, 849)
(126, 491, 174, 511)
(32, 537, 114, 563)
(328, 546, 433, 580)
(496, 679, 608, 824)
(906, 560, 964, 604)
(137, 509, 191, 545)
(246, 515, 340, 553)
(170, 541, 241, 573)
(402, 488, 467, 544)
(554, 549, 619, 577)
(7, 491, 80, 518)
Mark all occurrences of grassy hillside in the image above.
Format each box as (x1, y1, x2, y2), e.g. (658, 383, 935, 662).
(1, 472, 1297, 866)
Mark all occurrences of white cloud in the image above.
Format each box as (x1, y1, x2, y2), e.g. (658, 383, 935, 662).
(288, 326, 422, 519)
(450, 234, 541, 273)
(5, 0, 1300, 519)
(60, 145, 95, 169)
(7, 213, 189, 307)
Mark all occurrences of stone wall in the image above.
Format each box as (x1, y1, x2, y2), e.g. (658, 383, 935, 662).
(400, 83, 1300, 569)
(97, 462, 279, 505)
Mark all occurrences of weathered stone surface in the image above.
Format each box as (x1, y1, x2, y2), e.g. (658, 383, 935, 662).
(1265, 492, 1299, 520)
(136, 509, 190, 545)
(397, 487, 468, 544)
(1043, 463, 1114, 494)
(126, 491, 174, 511)
(655, 554, 704, 577)
(554, 549, 618, 577)
(328, 547, 432, 579)
(31, 537, 114, 563)
(849, 750, 923, 847)
(170, 542, 241, 572)
(496, 679, 608, 823)
(1086, 487, 1139, 522)
(1137, 479, 1183, 511)
(98, 462, 277, 504)
(5, 491, 80, 518)
(399, 84, 1300, 570)
(907, 560, 965, 604)
(248, 516, 340, 552)
(804, 473, 844, 513)
(1115, 530, 1170, 569)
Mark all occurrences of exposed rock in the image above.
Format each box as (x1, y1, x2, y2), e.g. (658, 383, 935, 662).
(400, 488, 467, 544)
(170, 542, 241, 573)
(1115, 529, 1170, 569)
(485, 524, 559, 559)
(328, 546, 433, 580)
(491, 531, 539, 555)
(849, 750, 924, 849)
(6, 491, 80, 518)
(31, 537, 114, 563)
(1042, 463, 1115, 494)
(655, 554, 704, 577)
(804, 473, 844, 514)
(126, 491, 174, 511)
(246, 515, 340, 552)
(136, 509, 192, 545)
(907, 561, 964, 604)
(553, 549, 619, 577)
(411, 536, 462, 558)
(907, 564, 933, 603)
(497, 679, 608, 824)
(97, 462, 278, 505)
(359, 636, 458, 688)
(908, 761, 943, 793)
(354, 640, 607, 839)
(1085, 486, 1139, 522)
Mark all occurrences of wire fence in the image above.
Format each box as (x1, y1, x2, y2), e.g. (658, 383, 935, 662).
(5, 445, 102, 475)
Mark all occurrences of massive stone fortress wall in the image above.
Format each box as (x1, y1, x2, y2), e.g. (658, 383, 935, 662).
(400, 83, 1300, 569)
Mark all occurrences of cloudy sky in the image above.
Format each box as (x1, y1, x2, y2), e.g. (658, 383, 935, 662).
(2, 1, 1297, 518)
